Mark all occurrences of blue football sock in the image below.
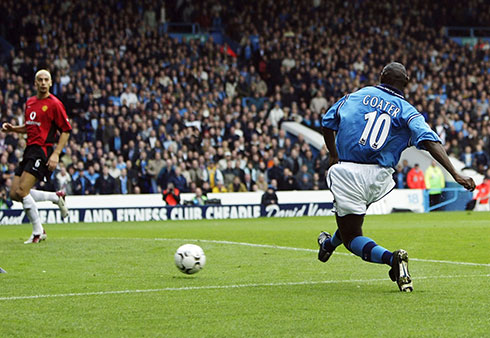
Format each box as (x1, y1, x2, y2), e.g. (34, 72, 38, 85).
(322, 230, 343, 252)
(349, 236, 393, 266)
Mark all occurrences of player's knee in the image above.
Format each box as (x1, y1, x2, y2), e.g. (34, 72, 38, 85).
(13, 187, 29, 200)
(338, 230, 355, 249)
(9, 190, 21, 201)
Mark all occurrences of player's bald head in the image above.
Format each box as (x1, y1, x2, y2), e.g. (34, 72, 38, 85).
(380, 62, 409, 90)
(34, 69, 52, 97)
(35, 69, 52, 81)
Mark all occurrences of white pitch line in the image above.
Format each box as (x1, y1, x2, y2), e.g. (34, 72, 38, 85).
(151, 238, 490, 267)
(410, 258, 490, 266)
(1, 274, 488, 301)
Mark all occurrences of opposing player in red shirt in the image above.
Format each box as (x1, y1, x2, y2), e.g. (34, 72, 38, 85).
(474, 177, 490, 211)
(1, 69, 72, 243)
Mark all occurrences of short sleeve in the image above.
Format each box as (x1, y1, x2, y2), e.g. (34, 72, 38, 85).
(408, 115, 441, 149)
(321, 95, 348, 131)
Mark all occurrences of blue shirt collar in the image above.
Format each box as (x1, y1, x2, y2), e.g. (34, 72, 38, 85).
(376, 84, 405, 99)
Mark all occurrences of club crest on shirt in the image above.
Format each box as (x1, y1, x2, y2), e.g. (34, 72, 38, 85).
(42, 105, 48, 112)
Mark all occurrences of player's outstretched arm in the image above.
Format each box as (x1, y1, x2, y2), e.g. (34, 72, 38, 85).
(1, 123, 27, 133)
(422, 140, 476, 191)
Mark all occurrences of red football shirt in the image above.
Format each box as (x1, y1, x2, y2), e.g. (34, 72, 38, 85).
(25, 94, 72, 150)
(475, 180, 490, 204)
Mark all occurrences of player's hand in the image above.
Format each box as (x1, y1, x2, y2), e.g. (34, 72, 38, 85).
(47, 153, 60, 171)
(1, 123, 13, 132)
(455, 174, 476, 191)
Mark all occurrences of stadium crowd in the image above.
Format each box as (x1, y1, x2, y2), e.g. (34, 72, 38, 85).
(1, 0, 490, 205)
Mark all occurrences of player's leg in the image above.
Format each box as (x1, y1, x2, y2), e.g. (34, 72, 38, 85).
(30, 189, 58, 202)
(337, 214, 412, 291)
(30, 189, 68, 218)
(16, 145, 68, 218)
(14, 172, 46, 243)
(336, 214, 393, 266)
(9, 175, 22, 202)
(318, 166, 345, 262)
(325, 163, 412, 291)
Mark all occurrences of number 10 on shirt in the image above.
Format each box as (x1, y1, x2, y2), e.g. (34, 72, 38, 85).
(359, 111, 391, 150)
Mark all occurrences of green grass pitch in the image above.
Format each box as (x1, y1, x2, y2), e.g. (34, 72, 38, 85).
(1, 212, 489, 337)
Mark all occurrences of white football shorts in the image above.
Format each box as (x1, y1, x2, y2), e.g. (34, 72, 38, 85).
(326, 162, 395, 217)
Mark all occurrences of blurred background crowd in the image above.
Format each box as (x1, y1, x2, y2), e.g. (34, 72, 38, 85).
(1, 0, 490, 205)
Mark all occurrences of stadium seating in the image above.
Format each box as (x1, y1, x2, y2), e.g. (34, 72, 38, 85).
(0, 0, 489, 200)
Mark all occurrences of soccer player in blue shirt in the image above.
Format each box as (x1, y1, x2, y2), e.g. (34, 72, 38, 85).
(318, 62, 475, 292)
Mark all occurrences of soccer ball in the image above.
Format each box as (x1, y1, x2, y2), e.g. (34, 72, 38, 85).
(174, 244, 206, 274)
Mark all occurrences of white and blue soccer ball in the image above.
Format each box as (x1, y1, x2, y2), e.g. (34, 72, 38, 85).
(174, 244, 206, 274)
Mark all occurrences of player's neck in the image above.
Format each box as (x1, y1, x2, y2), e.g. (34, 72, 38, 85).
(36, 92, 50, 99)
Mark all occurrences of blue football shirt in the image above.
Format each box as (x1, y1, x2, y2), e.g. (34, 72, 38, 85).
(322, 84, 441, 168)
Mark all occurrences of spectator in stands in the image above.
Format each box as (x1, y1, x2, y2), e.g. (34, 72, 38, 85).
(120, 84, 138, 108)
(401, 160, 412, 188)
(188, 159, 206, 188)
(192, 187, 208, 206)
(162, 182, 180, 206)
(168, 166, 188, 193)
(254, 173, 267, 191)
(55, 164, 72, 195)
(73, 169, 90, 195)
(460, 146, 474, 169)
(261, 185, 278, 206)
(207, 161, 224, 189)
(473, 144, 489, 174)
(126, 161, 139, 193)
(61, 147, 73, 168)
(243, 173, 255, 191)
(267, 157, 283, 187)
(279, 168, 298, 191)
(312, 172, 327, 190)
(243, 160, 257, 182)
(85, 166, 100, 191)
(108, 160, 121, 179)
(407, 164, 426, 189)
(1, 154, 9, 173)
(393, 165, 405, 189)
(212, 180, 228, 193)
(268, 103, 284, 128)
(222, 159, 239, 186)
(296, 164, 313, 190)
(135, 151, 151, 193)
(284, 148, 302, 175)
(202, 181, 212, 195)
(116, 168, 133, 195)
(0, 187, 13, 209)
(425, 161, 446, 211)
(228, 176, 247, 192)
(147, 152, 165, 193)
(95, 166, 117, 195)
(309, 89, 328, 115)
